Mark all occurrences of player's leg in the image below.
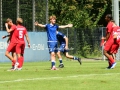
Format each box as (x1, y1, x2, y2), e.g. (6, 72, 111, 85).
(18, 44, 25, 70)
(48, 42, 58, 70)
(15, 43, 24, 70)
(57, 45, 64, 68)
(5, 43, 16, 66)
(110, 44, 119, 61)
(109, 43, 119, 69)
(50, 52, 57, 70)
(104, 41, 116, 69)
(112, 54, 116, 61)
(65, 52, 82, 65)
(103, 50, 116, 69)
(57, 51, 64, 68)
(11, 52, 17, 69)
(18, 54, 24, 70)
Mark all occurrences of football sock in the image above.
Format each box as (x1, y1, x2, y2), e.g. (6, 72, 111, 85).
(18, 57, 22, 68)
(12, 60, 16, 67)
(109, 61, 111, 67)
(73, 56, 79, 60)
(108, 57, 115, 64)
(12, 60, 16, 66)
(21, 56, 24, 68)
(51, 60, 55, 68)
(59, 59, 63, 64)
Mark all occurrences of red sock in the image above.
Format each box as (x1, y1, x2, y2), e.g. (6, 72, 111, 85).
(108, 57, 115, 64)
(21, 56, 24, 67)
(12, 60, 16, 66)
(18, 57, 21, 68)
(12, 62, 14, 67)
(18, 56, 24, 68)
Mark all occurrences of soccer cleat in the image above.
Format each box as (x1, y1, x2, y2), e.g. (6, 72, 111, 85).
(14, 62, 19, 70)
(110, 62, 117, 69)
(51, 66, 59, 70)
(78, 58, 82, 65)
(59, 64, 64, 68)
(106, 66, 111, 69)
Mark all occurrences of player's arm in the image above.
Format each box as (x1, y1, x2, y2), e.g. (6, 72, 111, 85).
(59, 24, 73, 29)
(25, 33, 30, 48)
(2, 35, 10, 39)
(5, 23, 13, 33)
(34, 21, 45, 28)
(64, 36, 68, 49)
(7, 37, 10, 43)
(105, 32, 110, 41)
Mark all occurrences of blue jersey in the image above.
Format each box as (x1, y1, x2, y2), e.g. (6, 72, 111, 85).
(45, 24, 59, 41)
(56, 31, 66, 45)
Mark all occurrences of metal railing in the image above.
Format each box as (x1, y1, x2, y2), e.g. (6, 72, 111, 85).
(0, 0, 48, 31)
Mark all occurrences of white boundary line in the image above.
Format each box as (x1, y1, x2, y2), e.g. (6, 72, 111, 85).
(0, 73, 120, 84)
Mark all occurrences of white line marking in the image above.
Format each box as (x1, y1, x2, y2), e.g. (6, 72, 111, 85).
(0, 73, 120, 83)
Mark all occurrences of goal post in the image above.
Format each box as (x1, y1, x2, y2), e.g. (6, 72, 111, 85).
(112, 0, 119, 26)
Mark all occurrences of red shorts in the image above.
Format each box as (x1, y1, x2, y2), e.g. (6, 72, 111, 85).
(16, 43, 25, 54)
(104, 40, 114, 51)
(7, 43, 17, 52)
(110, 43, 119, 54)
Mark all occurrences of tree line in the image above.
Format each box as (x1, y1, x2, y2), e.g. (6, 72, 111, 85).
(1, 0, 112, 57)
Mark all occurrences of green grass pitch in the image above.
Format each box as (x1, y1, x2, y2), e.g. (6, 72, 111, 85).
(0, 60, 120, 90)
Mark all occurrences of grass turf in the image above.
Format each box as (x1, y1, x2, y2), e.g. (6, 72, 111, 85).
(0, 60, 120, 90)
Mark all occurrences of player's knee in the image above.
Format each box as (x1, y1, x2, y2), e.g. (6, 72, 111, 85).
(5, 51, 9, 56)
(65, 54, 69, 58)
(51, 52, 55, 57)
(103, 50, 109, 56)
(57, 52, 60, 56)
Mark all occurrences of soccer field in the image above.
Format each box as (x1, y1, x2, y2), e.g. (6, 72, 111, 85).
(0, 60, 120, 90)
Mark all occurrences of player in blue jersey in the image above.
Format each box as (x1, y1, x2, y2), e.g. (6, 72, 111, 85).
(56, 31, 81, 68)
(34, 15, 73, 70)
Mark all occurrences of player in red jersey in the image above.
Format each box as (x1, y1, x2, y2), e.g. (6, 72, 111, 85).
(2, 34, 17, 70)
(103, 14, 116, 69)
(5, 18, 17, 69)
(14, 18, 30, 70)
(109, 23, 120, 60)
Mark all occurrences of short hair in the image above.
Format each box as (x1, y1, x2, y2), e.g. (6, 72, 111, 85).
(106, 14, 113, 20)
(6, 18, 12, 23)
(49, 15, 56, 20)
(16, 18, 23, 24)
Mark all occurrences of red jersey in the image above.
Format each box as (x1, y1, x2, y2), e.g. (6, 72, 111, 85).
(9, 24, 17, 43)
(104, 21, 114, 51)
(16, 25, 27, 44)
(106, 21, 113, 34)
(106, 21, 114, 42)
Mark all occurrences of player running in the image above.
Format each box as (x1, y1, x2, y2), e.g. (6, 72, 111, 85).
(103, 14, 116, 69)
(14, 18, 30, 70)
(5, 18, 17, 69)
(56, 31, 82, 68)
(34, 15, 73, 70)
